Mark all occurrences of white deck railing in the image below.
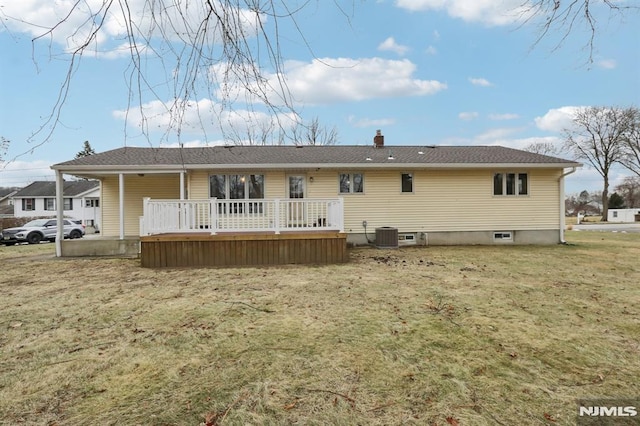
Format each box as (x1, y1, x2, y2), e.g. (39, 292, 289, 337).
(140, 198, 344, 236)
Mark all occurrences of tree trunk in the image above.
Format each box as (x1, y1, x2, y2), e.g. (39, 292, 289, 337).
(601, 176, 609, 222)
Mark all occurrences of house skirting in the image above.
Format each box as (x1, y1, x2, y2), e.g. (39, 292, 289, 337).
(140, 231, 348, 268)
(347, 229, 561, 246)
(60, 237, 140, 257)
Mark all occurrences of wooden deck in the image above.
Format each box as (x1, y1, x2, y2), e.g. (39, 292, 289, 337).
(140, 231, 348, 268)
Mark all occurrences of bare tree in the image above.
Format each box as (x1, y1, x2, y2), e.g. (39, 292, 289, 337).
(523, 140, 562, 156)
(620, 107, 640, 177)
(226, 119, 285, 146)
(521, 0, 640, 63)
(614, 176, 640, 208)
(4, 1, 346, 148)
(4, 0, 638, 151)
(292, 117, 339, 146)
(0, 137, 8, 162)
(563, 106, 635, 221)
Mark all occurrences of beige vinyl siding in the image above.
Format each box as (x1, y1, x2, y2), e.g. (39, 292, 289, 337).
(338, 169, 561, 233)
(186, 168, 562, 233)
(102, 174, 180, 237)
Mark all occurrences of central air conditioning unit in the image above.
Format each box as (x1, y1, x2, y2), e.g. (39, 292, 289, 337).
(375, 227, 399, 249)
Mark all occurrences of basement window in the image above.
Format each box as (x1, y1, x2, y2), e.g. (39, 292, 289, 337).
(493, 232, 513, 241)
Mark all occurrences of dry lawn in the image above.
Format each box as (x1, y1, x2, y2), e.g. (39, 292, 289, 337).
(1, 232, 639, 425)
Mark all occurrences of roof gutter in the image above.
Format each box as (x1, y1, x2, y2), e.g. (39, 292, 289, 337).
(558, 167, 577, 244)
(51, 162, 582, 174)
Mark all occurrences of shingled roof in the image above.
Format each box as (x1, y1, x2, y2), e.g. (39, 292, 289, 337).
(53, 145, 580, 170)
(13, 180, 99, 197)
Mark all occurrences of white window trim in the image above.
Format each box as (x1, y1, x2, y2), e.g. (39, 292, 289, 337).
(339, 172, 364, 194)
(493, 172, 529, 197)
(401, 172, 414, 194)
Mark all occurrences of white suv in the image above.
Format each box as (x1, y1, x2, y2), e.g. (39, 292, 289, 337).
(1, 219, 85, 245)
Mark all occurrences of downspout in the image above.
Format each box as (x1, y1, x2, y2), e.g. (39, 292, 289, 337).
(558, 167, 576, 244)
(55, 171, 64, 257)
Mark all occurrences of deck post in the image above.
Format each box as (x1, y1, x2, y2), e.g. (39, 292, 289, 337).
(338, 197, 345, 232)
(141, 197, 150, 236)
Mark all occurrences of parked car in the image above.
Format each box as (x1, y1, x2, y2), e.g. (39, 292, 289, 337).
(0, 219, 85, 246)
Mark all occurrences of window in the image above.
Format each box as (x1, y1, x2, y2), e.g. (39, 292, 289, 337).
(44, 198, 55, 211)
(493, 173, 528, 196)
(22, 198, 35, 211)
(85, 198, 100, 207)
(339, 173, 364, 194)
(401, 173, 413, 193)
(494, 232, 513, 241)
(63, 198, 73, 210)
(210, 175, 227, 200)
(209, 174, 265, 213)
(613, 211, 618, 218)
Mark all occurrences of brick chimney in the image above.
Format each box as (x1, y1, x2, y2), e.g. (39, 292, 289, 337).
(373, 130, 384, 148)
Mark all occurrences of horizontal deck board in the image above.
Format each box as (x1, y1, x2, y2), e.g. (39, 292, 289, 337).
(140, 231, 348, 268)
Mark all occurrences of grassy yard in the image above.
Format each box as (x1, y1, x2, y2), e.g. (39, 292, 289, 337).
(1, 232, 638, 425)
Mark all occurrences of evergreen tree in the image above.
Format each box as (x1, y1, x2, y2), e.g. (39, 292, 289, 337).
(75, 141, 96, 159)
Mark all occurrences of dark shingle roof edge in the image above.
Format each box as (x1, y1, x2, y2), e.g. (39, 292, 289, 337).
(12, 180, 100, 197)
(52, 145, 581, 169)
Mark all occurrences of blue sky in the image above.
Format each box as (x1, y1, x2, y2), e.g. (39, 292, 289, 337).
(0, 0, 638, 194)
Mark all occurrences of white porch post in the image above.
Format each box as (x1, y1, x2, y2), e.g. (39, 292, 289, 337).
(119, 173, 125, 239)
(180, 171, 185, 200)
(55, 171, 64, 257)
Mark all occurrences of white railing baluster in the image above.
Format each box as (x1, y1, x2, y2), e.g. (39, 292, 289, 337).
(141, 198, 344, 235)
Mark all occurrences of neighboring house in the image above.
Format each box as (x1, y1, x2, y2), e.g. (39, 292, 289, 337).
(0, 187, 19, 218)
(51, 132, 581, 247)
(12, 180, 101, 230)
(608, 208, 640, 223)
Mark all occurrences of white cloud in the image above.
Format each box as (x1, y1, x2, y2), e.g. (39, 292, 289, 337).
(0, 160, 55, 187)
(501, 135, 563, 150)
(458, 111, 479, 120)
(395, 0, 532, 26)
(378, 37, 410, 56)
(469, 77, 493, 87)
(489, 113, 519, 120)
(535, 106, 585, 132)
(1, 0, 263, 57)
(348, 116, 397, 128)
(597, 59, 617, 69)
(474, 127, 521, 143)
(220, 57, 447, 106)
(425, 45, 438, 55)
(113, 98, 298, 136)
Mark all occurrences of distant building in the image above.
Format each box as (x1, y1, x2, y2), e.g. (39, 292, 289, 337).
(608, 208, 640, 223)
(0, 187, 19, 218)
(12, 180, 101, 230)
